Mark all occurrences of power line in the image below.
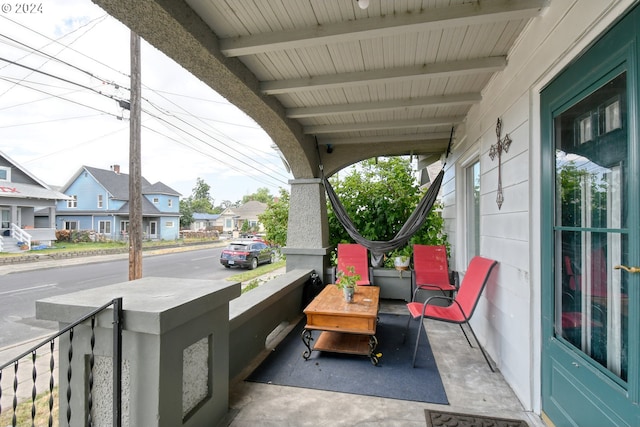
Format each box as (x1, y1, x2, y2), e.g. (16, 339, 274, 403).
(1, 70, 287, 186)
(141, 107, 289, 186)
(0, 74, 287, 187)
(0, 19, 279, 169)
(142, 125, 286, 189)
(0, 14, 116, 99)
(141, 96, 289, 180)
(0, 55, 126, 104)
(0, 32, 110, 83)
(0, 75, 124, 118)
(1, 19, 284, 167)
(0, 14, 123, 80)
(1, 37, 284, 169)
(0, 113, 105, 129)
(0, 17, 291, 189)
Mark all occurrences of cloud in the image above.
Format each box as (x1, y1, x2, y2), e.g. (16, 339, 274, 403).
(0, 0, 290, 203)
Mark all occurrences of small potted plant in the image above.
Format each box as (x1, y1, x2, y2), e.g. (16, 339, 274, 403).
(392, 245, 412, 271)
(336, 265, 360, 303)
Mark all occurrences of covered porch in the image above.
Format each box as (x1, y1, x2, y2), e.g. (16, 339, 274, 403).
(75, 0, 640, 425)
(31, 265, 542, 427)
(224, 299, 541, 427)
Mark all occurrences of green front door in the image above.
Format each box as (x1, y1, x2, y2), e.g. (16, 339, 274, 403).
(541, 6, 640, 426)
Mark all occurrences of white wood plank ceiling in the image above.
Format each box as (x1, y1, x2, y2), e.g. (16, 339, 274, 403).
(186, 0, 545, 157)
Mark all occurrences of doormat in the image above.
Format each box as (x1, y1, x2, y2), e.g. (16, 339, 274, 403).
(425, 409, 529, 427)
(247, 313, 448, 404)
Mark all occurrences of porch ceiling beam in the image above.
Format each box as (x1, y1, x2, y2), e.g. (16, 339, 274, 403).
(220, 0, 545, 57)
(318, 132, 452, 146)
(287, 93, 481, 119)
(262, 57, 506, 95)
(305, 117, 464, 134)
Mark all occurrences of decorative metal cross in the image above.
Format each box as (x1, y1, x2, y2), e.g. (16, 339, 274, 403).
(489, 118, 512, 210)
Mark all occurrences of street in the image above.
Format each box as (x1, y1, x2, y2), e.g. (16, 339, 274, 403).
(0, 246, 236, 349)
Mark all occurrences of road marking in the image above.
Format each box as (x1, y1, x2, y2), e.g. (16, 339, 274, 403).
(0, 283, 56, 296)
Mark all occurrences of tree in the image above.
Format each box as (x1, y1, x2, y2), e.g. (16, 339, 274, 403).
(218, 200, 233, 210)
(257, 157, 448, 254)
(328, 157, 419, 244)
(327, 156, 448, 260)
(191, 177, 214, 212)
(179, 177, 215, 228)
(179, 198, 194, 229)
(258, 188, 289, 247)
(242, 187, 273, 204)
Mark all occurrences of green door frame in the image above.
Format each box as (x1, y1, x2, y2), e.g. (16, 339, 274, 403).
(541, 5, 640, 426)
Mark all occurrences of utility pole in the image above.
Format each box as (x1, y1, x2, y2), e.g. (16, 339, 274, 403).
(129, 31, 142, 280)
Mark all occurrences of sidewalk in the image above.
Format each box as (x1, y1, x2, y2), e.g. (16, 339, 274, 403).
(0, 241, 226, 275)
(0, 334, 56, 411)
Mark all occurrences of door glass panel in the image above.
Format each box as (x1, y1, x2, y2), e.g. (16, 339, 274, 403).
(554, 72, 628, 381)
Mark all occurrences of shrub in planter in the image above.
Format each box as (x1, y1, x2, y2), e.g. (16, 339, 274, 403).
(56, 229, 71, 242)
(327, 157, 449, 268)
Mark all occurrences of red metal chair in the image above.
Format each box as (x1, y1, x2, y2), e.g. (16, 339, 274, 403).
(336, 243, 372, 285)
(405, 256, 498, 371)
(412, 244, 457, 300)
(561, 254, 606, 344)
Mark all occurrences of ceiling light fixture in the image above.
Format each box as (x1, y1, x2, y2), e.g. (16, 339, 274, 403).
(357, 0, 369, 10)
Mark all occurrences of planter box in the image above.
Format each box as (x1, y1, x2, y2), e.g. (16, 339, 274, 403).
(371, 268, 452, 306)
(372, 267, 412, 302)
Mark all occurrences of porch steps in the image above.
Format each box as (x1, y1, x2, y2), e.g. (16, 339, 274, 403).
(0, 236, 26, 253)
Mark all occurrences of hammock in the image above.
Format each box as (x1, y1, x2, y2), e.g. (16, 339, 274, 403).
(322, 127, 452, 267)
(323, 168, 444, 267)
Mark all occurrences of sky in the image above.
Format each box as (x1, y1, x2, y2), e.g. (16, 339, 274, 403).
(0, 0, 292, 204)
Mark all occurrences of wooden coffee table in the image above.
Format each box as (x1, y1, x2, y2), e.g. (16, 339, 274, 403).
(302, 284, 380, 365)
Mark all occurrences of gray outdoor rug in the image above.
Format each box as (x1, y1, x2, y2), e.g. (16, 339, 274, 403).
(246, 312, 448, 404)
(425, 409, 530, 427)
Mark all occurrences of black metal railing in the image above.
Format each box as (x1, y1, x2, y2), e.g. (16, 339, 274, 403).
(0, 297, 123, 427)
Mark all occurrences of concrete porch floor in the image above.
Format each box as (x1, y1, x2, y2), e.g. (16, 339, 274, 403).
(221, 300, 547, 427)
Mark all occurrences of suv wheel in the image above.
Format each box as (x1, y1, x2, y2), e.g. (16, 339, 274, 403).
(249, 257, 258, 270)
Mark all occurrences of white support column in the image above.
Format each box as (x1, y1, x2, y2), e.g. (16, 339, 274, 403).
(10, 205, 18, 227)
(49, 206, 56, 229)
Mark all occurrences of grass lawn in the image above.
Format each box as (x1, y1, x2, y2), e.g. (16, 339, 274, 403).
(227, 259, 286, 283)
(0, 388, 59, 427)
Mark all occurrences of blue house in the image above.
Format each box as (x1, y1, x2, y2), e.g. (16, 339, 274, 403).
(56, 165, 181, 241)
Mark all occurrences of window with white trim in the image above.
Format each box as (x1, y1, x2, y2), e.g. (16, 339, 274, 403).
(153, 197, 159, 204)
(97, 194, 103, 208)
(0, 166, 10, 181)
(465, 160, 480, 263)
(98, 220, 111, 234)
(165, 221, 174, 228)
(67, 195, 77, 208)
(168, 199, 173, 208)
(64, 221, 78, 230)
